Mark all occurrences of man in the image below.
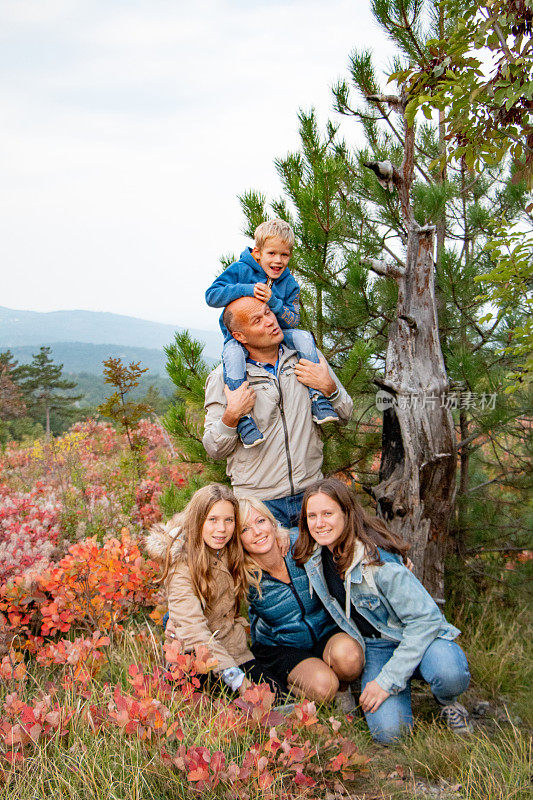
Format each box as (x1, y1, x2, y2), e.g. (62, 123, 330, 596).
(203, 296, 353, 528)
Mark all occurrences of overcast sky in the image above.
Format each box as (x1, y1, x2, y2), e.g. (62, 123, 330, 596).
(1, 0, 395, 331)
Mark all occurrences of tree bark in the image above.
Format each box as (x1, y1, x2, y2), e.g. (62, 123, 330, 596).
(368, 97, 456, 601)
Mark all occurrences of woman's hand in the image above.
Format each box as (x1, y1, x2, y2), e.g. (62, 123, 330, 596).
(405, 557, 414, 572)
(359, 680, 390, 713)
(254, 282, 272, 302)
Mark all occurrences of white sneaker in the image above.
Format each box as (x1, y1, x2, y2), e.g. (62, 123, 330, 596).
(439, 701, 473, 734)
(273, 702, 296, 716)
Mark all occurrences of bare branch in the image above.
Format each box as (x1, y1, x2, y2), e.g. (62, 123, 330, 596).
(363, 257, 405, 279)
(366, 94, 404, 110)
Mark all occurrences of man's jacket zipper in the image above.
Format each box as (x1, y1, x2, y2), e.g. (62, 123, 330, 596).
(276, 373, 295, 496)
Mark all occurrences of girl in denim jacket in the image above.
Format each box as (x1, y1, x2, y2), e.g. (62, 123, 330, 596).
(294, 478, 471, 744)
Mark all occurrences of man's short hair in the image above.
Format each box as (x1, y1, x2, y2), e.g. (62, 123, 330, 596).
(254, 218, 295, 250)
(222, 305, 236, 333)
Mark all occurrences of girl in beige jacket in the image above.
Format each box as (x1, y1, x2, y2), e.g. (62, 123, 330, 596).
(145, 483, 281, 695)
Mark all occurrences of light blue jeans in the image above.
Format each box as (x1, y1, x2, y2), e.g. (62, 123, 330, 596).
(222, 329, 319, 394)
(361, 638, 470, 744)
(263, 492, 305, 529)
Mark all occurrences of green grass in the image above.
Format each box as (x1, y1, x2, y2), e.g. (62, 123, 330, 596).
(454, 600, 533, 725)
(1, 602, 531, 800)
(392, 722, 531, 800)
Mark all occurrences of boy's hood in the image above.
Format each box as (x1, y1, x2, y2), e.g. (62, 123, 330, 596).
(238, 247, 292, 284)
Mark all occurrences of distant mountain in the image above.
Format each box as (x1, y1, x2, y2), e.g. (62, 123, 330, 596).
(0, 307, 221, 361)
(9, 342, 172, 376)
(68, 371, 176, 408)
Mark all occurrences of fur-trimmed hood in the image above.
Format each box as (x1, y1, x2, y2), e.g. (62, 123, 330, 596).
(144, 511, 185, 566)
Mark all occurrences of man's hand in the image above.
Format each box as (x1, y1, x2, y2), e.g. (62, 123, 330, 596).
(359, 680, 390, 713)
(222, 382, 256, 428)
(275, 528, 291, 557)
(254, 282, 272, 302)
(294, 355, 336, 397)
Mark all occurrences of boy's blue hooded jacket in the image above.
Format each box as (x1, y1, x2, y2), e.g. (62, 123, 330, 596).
(205, 248, 301, 342)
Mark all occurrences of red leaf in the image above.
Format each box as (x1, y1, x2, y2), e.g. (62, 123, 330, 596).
(187, 767, 210, 782)
(258, 770, 274, 789)
(294, 770, 316, 787)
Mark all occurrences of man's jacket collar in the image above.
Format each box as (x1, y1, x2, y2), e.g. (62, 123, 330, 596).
(244, 344, 297, 376)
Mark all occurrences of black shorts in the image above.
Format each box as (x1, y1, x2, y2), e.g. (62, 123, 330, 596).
(197, 659, 285, 700)
(251, 628, 342, 689)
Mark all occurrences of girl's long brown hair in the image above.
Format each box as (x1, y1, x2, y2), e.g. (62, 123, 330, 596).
(293, 478, 410, 575)
(162, 484, 246, 611)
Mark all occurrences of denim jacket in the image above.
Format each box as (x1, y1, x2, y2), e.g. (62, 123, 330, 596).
(303, 543, 460, 695)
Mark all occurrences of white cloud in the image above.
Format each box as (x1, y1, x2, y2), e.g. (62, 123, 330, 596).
(0, 0, 394, 331)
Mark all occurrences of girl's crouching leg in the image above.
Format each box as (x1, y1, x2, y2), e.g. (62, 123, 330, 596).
(323, 632, 364, 683)
(287, 657, 340, 704)
(363, 690, 414, 744)
(417, 639, 470, 704)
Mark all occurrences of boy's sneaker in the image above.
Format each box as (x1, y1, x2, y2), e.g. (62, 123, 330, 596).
(438, 701, 473, 734)
(311, 395, 339, 425)
(237, 416, 265, 448)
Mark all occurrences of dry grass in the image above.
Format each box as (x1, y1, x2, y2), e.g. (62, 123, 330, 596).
(1, 603, 531, 800)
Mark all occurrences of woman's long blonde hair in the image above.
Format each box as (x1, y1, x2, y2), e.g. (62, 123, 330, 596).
(162, 484, 246, 611)
(238, 496, 288, 597)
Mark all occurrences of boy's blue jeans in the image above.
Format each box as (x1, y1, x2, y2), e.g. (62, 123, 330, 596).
(263, 491, 304, 529)
(361, 638, 470, 744)
(223, 329, 320, 396)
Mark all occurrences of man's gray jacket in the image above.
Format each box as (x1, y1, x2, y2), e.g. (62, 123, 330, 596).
(202, 345, 353, 501)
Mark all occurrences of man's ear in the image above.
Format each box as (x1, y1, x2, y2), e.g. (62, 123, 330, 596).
(251, 246, 262, 262)
(232, 330, 247, 345)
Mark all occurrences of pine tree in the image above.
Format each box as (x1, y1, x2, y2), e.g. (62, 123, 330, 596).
(389, 0, 533, 384)
(163, 0, 530, 596)
(0, 351, 27, 444)
(330, 0, 531, 593)
(161, 332, 227, 513)
(17, 346, 82, 437)
(141, 385, 170, 417)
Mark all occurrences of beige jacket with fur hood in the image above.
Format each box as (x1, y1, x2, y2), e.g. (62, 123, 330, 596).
(145, 512, 252, 673)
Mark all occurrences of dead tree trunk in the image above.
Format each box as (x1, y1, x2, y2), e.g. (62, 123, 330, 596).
(364, 94, 456, 601)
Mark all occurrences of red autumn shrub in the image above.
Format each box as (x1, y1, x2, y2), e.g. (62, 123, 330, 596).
(38, 530, 159, 636)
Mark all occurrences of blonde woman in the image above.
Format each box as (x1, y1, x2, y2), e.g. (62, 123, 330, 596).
(239, 497, 363, 705)
(146, 483, 281, 695)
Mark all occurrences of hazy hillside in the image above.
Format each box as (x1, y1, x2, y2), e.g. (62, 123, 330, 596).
(0, 307, 221, 361)
(10, 342, 170, 376)
(71, 372, 175, 407)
